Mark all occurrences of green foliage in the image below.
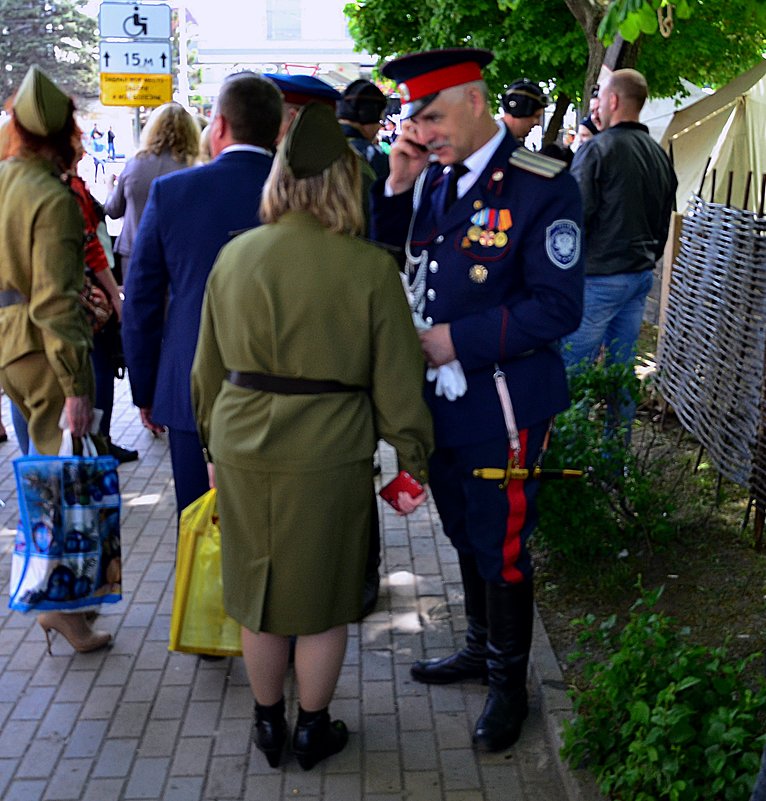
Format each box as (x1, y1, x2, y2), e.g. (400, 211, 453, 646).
(345, 0, 766, 110)
(637, 0, 766, 99)
(344, 0, 587, 105)
(536, 359, 676, 565)
(0, 0, 98, 100)
(598, 0, 692, 45)
(562, 585, 766, 801)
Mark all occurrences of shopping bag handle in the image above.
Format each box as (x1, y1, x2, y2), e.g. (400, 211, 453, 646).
(59, 430, 99, 457)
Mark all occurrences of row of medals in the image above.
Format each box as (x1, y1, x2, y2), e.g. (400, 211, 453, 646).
(461, 205, 511, 284)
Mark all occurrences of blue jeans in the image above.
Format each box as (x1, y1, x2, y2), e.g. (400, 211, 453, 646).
(561, 269, 653, 441)
(561, 270, 654, 369)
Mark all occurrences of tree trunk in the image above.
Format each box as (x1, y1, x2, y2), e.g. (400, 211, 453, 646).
(603, 34, 641, 71)
(564, 0, 607, 114)
(543, 92, 571, 146)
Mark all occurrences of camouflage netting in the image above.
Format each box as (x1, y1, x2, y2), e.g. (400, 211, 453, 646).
(657, 194, 766, 506)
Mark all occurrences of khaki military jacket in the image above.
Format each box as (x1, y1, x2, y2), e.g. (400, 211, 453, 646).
(192, 210, 433, 481)
(0, 157, 92, 396)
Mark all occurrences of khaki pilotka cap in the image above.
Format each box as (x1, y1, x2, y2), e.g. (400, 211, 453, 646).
(279, 102, 349, 179)
(12, 65, 71, 136)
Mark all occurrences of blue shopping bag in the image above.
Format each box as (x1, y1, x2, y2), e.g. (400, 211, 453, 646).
(9, 446, 122, 612)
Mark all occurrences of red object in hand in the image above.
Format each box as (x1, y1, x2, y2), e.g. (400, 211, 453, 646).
(379, 470, 425, 511)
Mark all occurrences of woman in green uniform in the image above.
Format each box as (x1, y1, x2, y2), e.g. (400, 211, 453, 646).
(0, 66, 110, 653)
(192, 103, 433, 770)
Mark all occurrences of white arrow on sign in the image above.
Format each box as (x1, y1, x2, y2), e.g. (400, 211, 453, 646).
(100, 41, 172, 74)
(99, 2, 171, 40)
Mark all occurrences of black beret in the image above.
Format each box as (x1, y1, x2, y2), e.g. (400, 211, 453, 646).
(337, 79, 387, 124)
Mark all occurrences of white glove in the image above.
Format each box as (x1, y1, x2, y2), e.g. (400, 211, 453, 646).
(426, 360, 467, 401)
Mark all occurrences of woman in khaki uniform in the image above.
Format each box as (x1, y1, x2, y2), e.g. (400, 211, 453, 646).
(192, 104, 433, 770)
(0, 66, 110, 653)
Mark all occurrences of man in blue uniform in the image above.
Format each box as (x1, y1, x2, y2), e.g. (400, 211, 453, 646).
(370, 48, 584, 752)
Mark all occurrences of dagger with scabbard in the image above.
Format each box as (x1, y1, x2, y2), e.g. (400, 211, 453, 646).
(472, 464, 584, 489)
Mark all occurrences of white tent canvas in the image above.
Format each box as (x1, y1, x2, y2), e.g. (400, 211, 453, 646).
(640, 79, 707, 143)
(660, 59, 766, 212)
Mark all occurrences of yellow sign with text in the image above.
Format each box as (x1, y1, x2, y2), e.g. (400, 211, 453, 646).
(100, 73, 172, 107)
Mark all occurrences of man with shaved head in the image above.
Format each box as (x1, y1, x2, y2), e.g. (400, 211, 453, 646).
(562, 68, 677, 436)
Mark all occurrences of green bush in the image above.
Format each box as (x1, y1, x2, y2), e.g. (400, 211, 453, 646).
(536, 358, 676, 564)
(562, 586, 766, 801)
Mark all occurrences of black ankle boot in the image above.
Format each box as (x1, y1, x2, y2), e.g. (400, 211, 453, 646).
(472, 581, 534, 752)
(292, 707, 348, 771)
(411, 553, 488, 685)
(253, 698, 287, 768)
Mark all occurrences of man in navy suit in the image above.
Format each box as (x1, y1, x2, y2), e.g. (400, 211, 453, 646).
(371, 49, 584, 752)
(122, 73, 283, 517)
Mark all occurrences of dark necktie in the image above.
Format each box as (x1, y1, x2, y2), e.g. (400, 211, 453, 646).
(444, 163, 469, 213)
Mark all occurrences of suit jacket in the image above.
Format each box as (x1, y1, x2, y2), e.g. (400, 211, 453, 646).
(371, 131, 585, 447)
(122, 149, 274, 431)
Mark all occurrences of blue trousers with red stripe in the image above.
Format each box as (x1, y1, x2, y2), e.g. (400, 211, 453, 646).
(428, 421, 548, 586)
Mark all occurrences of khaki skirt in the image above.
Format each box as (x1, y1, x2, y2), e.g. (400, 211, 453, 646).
(215, 459, 372, 635)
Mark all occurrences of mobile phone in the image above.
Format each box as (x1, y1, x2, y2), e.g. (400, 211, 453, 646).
(379, 470, 425, 511)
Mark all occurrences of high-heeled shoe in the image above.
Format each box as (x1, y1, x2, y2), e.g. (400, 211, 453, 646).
(38, 611, 112, 655)
(292, 707, 348, 771)
(252, 698, 288, 768)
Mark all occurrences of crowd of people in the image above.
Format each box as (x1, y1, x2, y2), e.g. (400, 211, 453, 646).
(0, 50, 677, 773)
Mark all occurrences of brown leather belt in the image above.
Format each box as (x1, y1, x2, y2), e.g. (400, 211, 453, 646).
(0, 289, 26, 308)
(227, 370, 365, 395)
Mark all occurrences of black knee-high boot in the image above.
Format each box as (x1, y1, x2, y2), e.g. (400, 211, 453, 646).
(472, 580, 534, 752)
(411, 552, 489, 684)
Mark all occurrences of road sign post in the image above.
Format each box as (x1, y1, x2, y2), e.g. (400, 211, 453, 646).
(98, 2, 173, 108)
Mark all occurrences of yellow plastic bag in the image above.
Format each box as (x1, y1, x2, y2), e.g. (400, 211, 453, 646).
(169, 488, 242, 656)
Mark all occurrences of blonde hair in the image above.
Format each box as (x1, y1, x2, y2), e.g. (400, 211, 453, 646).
(260, 147, 363, 237)
(137, 102, 199, 164)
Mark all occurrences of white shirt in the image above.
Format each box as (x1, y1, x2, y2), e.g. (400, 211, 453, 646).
(454, 120, 506, 199)
(219, 144, 273, 157)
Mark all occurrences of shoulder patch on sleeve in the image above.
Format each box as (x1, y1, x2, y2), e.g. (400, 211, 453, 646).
(509, 148, 566, 179)
(545, 219, 580, 269)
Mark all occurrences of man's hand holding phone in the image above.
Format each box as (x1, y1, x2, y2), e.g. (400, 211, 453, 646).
(379, 470, 427, 516)
(387, 132, 430, 195)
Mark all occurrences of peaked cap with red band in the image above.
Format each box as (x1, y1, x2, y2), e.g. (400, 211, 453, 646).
(381, 48, 493, 120)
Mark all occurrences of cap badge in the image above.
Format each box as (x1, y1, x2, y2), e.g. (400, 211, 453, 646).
(399, 82, 411, 102)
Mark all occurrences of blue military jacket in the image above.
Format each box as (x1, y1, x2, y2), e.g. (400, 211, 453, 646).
(371, 130, 585, 448)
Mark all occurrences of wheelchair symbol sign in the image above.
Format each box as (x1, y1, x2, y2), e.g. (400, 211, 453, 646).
(99, 3, 171, 41)
(123, 8, 148, 37)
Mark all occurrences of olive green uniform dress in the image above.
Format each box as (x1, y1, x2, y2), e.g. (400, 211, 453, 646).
(191, 211, 433, 635)
(0, 157, 93, 454)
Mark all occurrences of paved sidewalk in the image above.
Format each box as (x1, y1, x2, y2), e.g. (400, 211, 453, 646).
(0, 382, 590, 801)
